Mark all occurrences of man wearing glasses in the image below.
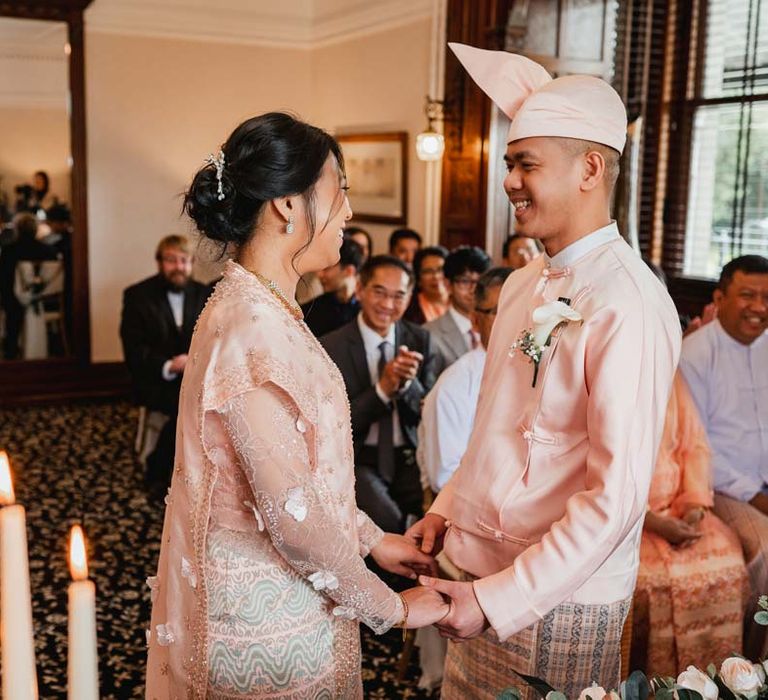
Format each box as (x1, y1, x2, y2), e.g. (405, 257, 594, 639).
(424, 246, 491, 377)
(120, 235, 212, 499)
(321, 255, 436, 533)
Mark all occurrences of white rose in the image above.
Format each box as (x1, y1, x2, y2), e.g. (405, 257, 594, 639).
(577, 685, 606, 700)
(721, 657, 762, 698)
(677, 666, 718, 700)
(531, 300, 582, 348)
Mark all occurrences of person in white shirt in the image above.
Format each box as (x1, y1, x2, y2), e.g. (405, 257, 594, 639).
(419, 266, 512, 492)
(424, 246, 491, 377)
(680, 254, 768, 659)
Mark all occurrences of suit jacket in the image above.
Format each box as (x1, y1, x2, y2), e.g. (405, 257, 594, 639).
(120, 274, 212, 413)
(431, 228, 681, 641)
(321, 318, 436, 456)
(301, 291, 360, 337)
(424, 309, 472, 376)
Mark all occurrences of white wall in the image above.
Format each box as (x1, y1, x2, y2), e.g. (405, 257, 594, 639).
(86, 17, 433, 362)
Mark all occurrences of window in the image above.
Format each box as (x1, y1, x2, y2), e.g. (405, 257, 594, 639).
(683, 0, 768, 278)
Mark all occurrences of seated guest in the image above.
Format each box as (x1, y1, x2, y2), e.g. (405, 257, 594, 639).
(321, 255, 436, 533)
(404, 245, 449, 325)
(419, 266, 510, 492)
(119, 235, 212, 498)
(424, 245, 491, 376)
(680, 254, 768, 660)
(302, 237, 363, 337)
(631, 372, 749, 678)
(346, 225, 373, 263)
(389, 228, 422, 267)
(503, 232, 541, 269)
(0, 213, 58, 359)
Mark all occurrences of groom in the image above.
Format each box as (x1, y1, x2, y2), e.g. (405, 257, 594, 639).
(408, 44, 681, 698)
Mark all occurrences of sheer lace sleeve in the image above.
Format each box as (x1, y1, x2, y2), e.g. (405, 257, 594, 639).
(216, 385, 403, 634)
(356, 509, 385, 558)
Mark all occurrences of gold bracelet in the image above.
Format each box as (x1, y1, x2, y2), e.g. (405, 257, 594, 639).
(398, 592, 409, 641)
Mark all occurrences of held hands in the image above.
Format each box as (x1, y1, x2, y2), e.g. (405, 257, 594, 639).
(405, 513, 448, 556)
(400, 586, 451, 628)
(370, 533, 438, 580)
(418, 576, 490, 641)
(168, 353, 188, 374)
(379, 346, 424, 398)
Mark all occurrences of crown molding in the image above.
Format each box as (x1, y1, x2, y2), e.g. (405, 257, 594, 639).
(0, 89, 68, 109)
(85, 0, 433, 49)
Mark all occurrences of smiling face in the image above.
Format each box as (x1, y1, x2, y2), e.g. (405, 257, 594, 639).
(294, 155, 352, 274)
(714, 270, 768, 345)
(503, 137, 584, 247)
(357, 265, 412, 336)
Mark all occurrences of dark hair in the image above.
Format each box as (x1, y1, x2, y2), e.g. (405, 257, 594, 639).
(718, 255, 768, 292)
(389, 228, 422, 252)
(184, 112, 344, 254)
(413, 245, 448, 279)
(339, 237, 364, 271)
(444, 245, 492, 281)
(46, 203, 71, 223)
(345, 226, 372, 254)
(33, 170, 49, 194)
(14, 213, 38, 244)
(502, 233, 543, 259)
(359, 254, 414, 288)
(475, 266, 513, 304)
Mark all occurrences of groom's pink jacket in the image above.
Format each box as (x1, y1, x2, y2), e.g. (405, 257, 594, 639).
(430, 225, 681, 641)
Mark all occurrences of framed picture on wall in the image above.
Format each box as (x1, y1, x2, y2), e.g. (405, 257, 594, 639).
(336, 131, 408, 224)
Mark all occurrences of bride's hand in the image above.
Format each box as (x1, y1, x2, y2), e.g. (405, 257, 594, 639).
(371, 533, 438, 579)
(400, 586, 450, 628)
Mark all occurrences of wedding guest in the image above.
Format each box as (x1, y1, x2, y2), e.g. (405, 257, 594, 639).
(322, 255, 436, 533)
(404, 245, 449, 325)
(119, 235, 212, 498)
(389, 228, 422, 267)
(679, 254, 768, 660)
(424, 245, 491, 376)
(409, 43, 680, 699)
(503, 233, 542, 269)
(632, 372, 749, 677)
(146, 113, 447, 699)
(302, 237, 363, 336)
(347, 225, 373, 262)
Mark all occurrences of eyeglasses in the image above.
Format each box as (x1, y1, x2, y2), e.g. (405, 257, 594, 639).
(453, 276, 480, 288)
(475, 305, 497, 316)
(368, 286, 409, 304)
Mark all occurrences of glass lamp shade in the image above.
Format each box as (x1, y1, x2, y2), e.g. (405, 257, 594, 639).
(416, 131, 445, 161)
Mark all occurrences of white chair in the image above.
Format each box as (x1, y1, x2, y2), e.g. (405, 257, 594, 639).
(134, 406, 169, 467)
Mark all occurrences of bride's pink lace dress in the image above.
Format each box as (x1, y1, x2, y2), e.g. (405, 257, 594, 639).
(145, 261, 402, 699)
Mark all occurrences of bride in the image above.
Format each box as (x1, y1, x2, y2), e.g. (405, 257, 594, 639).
(145, 112, 448, 699)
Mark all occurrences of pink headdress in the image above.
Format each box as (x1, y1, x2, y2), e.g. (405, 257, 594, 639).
(449, 42, 627, 153)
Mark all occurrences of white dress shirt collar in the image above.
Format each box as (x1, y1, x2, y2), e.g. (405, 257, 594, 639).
(713, 318, 767, 351)
(543, 221, 620, 269)
(357, 313, 396, 353)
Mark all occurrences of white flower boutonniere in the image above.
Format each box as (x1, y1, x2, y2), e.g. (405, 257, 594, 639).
(510, 299, 582, 387)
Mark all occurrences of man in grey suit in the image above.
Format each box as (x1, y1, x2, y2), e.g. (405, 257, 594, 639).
(425, 245, 491, 377)
(321, 255, 436, 533)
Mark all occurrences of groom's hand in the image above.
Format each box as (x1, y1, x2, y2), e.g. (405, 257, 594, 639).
(418, 576, 489, 641)
(405, 513, 447, 555)
(370, 533, 438, 579)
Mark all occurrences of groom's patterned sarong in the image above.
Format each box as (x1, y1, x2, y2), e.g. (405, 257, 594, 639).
(441, 597, 631, 700)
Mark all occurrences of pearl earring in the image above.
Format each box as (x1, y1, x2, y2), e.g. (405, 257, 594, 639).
(286, 216, 295, 234)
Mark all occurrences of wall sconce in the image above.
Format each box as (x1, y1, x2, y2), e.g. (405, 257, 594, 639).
(416, 96, 445, 162)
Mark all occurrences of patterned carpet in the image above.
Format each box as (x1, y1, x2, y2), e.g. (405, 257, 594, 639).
(0, 400, 439, 699)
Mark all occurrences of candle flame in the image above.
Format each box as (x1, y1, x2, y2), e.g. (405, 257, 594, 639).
(0, 451, 14, 505)
(69, 524, 88, 581)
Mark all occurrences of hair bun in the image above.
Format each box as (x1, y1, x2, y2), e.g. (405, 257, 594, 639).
(184, 165, 249, 246)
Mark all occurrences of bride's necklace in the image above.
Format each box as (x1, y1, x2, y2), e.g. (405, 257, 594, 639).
(250, 270, 304, 321)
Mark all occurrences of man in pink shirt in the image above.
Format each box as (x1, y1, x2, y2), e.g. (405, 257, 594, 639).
(408, 44, 681, 698)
